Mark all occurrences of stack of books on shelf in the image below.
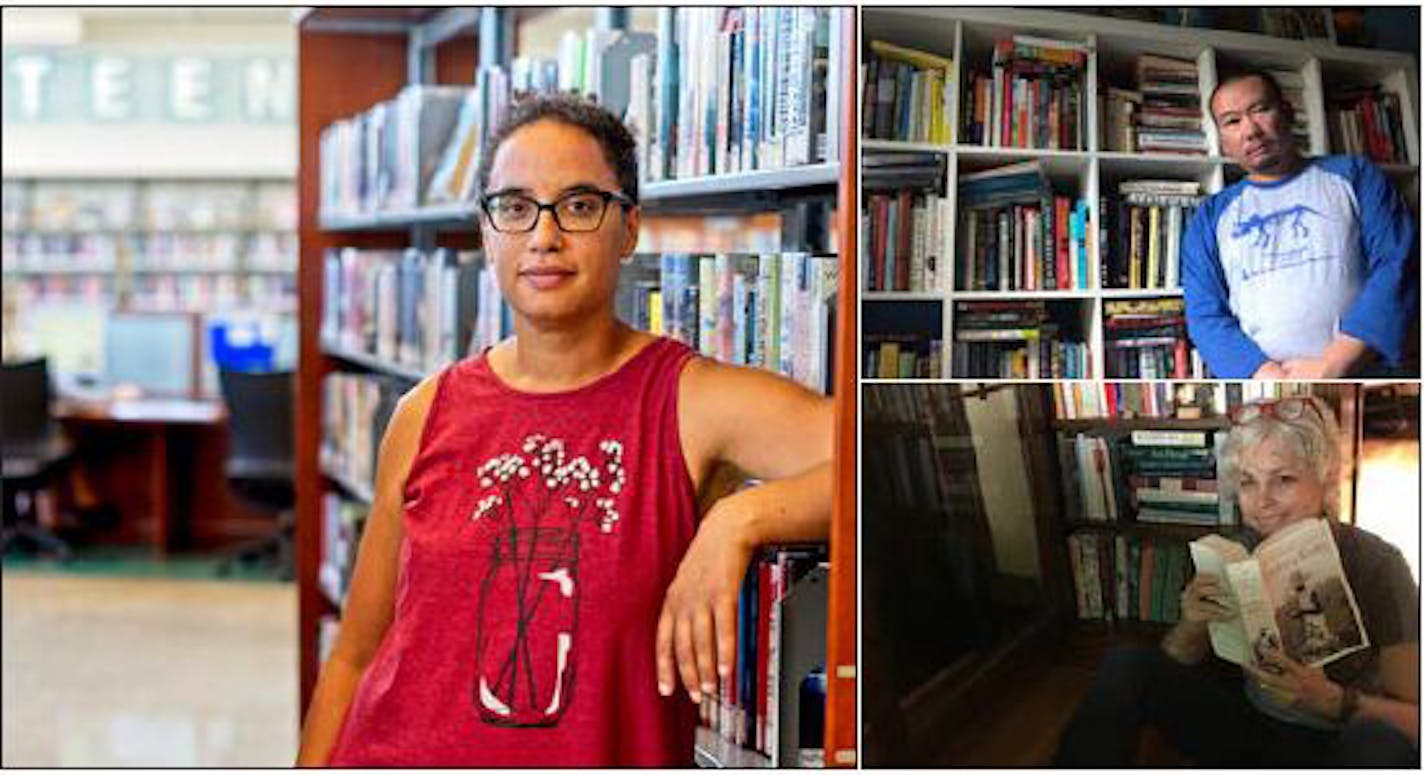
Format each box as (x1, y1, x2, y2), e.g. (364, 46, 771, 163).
(1134, 54, 1205, 155)
(861, 40, 954, 144)
(862, 420, 948, 507)
(699, 547, 826, 765)
(953, 300, 1088, 378)
(1067, 531, 1191, 624)
(962, 35, 1088, 150)
(321, 371, 404, 498)
(955, 161, 1092, 292)
(1268, 68, 1313, 153)
(1102, 298, 1201, 379)
(1120, 429, 1231, 527)
(1100, 87, 1141, 153)
(319, 491, 368, 607)
(1326, 85, 1410, 165)
(863, 332, 941, 379)
(863, 152, 950, 293)
(1102, 180, 1203, 290)
(321, 247, 490, 375)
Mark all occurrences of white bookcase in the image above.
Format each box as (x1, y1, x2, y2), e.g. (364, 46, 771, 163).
(861, 7, 1420, 380)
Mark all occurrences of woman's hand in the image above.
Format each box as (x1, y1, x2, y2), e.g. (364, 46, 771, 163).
(655, 495, 756, 704)
(1179, 573, 1236, 625)
(1247, 646, 1345, 719)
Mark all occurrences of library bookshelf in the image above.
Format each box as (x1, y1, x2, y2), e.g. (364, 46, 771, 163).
(860, 7, 1420, 379)
(293, 7, 856, 767)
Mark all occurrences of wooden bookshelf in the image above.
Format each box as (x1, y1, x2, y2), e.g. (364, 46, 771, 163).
(1036, 383, 1363, 630)
(860, 7, 1421, 379)
(294, 7, 857, 767)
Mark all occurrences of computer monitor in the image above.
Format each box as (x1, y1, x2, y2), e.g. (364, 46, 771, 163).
(16, 303, 108, 378)
(105, 312, 198, 397)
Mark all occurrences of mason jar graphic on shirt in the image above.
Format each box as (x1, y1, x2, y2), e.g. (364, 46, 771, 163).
(468, 434, 626, 727)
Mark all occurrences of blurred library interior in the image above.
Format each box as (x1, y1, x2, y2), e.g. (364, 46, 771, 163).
(2, 5, 856, 767)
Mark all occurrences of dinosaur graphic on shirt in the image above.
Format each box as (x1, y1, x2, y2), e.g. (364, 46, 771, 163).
(1230, 204, 1334, 281)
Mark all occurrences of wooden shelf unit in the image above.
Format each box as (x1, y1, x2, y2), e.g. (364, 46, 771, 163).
(1032, 383, 1363, 629)
(293, 7, 857, 767)
(860, 7, 1421, 379)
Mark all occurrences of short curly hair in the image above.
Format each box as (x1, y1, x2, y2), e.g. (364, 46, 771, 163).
(476, 93, 640, 204)
(1219, 396, 1342, 519)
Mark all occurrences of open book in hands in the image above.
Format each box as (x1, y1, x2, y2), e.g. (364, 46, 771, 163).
(1188, 519, 1370, 670)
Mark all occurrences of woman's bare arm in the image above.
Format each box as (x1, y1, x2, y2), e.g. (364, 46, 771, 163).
(655, 359, 833, 702)
(295, 376, 439, 765)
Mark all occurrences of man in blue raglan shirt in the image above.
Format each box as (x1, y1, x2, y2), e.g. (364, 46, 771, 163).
(1182, 70, 1418, 378)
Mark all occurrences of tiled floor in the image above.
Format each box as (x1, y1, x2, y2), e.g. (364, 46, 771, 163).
(2, 570, 298, 766)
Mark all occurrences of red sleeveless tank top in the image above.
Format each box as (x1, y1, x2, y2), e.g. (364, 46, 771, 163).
(328, 337, 700, 766)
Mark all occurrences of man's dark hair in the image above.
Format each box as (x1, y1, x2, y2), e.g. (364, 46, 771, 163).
(476, 93, 640, 204)
(1208, 69, 1291, 124)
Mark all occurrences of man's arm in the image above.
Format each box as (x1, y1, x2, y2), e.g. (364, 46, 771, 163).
(1180, 203, 1276, 378)
(655, 359, 833, 702)
(1338, 157, 1418, 368)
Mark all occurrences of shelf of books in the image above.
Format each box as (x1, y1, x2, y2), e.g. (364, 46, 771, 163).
(859, 7, 1420, 379)
(2, 178, 297, 315)
(1045, 381, 1360, 631)
(295, 6, 857, 767)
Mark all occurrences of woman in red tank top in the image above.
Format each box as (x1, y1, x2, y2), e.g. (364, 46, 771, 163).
(296, 94, 835, 766)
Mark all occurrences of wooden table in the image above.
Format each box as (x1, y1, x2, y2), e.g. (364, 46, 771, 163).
(56, 397, 230, 557)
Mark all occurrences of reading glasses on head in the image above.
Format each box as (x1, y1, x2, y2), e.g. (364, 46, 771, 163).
(1229, 396, 1327, 426)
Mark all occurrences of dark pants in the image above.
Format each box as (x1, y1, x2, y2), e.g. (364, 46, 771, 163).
(1054, 644, 1418, 767)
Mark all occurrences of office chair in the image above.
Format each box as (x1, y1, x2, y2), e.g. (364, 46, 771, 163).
(1, 358, 74, 560)
(217, 369, 296, 581)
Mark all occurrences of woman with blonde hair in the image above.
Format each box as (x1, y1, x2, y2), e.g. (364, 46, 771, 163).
(1055, 396, 1419, 766)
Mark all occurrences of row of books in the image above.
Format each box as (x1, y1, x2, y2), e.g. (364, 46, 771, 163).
(955, 160, 1092, 291)
(319, 491, 369, 609)
(1101, 180, 1203, 290)
(3, 232, 297, 273)
(863, 334, 942, 379)
(953, 300, 1090, 378)
(625, 252, 839, 393)
(951, 336, 1090, 379)
(862, 424, 948, 508)
(699, 548, 826, 764)
(962, 35, 1088, 150)
(1326, 86, 1410, 165)
(322, 371, 404, 497)
(1102, 298, 1204, 379)
(864, 189, 950, 293)
(1066, 428, 1232, 526)
(637, 8, 845, 183)
(861, 39, 954, 143)
(1067, 532, 1191, 623)
(861, 381, 960, 426)
(1052, 380, 1315, 420)
(320, 247, 505, 377)
(320, 77, 505, 218)
(3, 179, 296, 232)
(128, 275, 296, 315)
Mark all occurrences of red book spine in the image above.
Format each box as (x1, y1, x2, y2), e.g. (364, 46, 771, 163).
(896, 189, 914, 291)
(872, 194, 889, 291)
(755, 559, 771, 754)
(1055, 196, 1070, 290)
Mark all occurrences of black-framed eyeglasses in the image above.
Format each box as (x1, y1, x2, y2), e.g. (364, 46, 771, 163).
(480, 189, 635, 233)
